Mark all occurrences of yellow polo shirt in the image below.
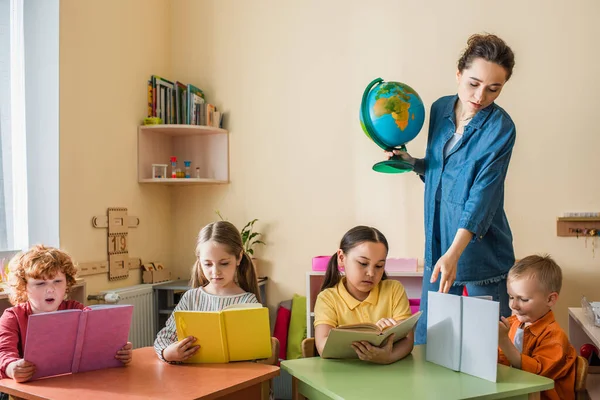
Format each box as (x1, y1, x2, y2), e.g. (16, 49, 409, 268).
(314, 278, 412, 328)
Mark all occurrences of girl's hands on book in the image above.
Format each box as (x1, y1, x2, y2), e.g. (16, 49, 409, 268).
(351, 333, 395, 364)
(6, 359, 35, 382)
(375, 318, 397, 330)
(115, 342, 133, 365)
(163, 336, 200, 362)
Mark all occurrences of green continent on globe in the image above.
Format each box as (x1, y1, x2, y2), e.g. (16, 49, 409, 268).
(372, 83, 417, 131)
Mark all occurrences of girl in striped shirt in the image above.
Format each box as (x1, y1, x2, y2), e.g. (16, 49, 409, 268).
(154, 220, 261, 362)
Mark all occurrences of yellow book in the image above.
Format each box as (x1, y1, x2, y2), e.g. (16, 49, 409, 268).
(174, 303, 271, 363)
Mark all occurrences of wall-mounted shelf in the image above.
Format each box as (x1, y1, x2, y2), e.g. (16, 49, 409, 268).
(138, 125, 229, 184)
(139, 178, 229, 185)
(556, 217, 600, 237)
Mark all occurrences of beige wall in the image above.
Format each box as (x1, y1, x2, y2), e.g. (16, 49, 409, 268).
(59, 0, 177, 296)
(61, 0, 600, 328)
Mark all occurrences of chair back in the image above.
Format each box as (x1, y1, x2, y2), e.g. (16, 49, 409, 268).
(575, 355, 588, 399)
(301, 337, 317, 358)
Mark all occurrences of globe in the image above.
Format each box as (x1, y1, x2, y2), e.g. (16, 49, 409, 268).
(360, 78, 425, 173)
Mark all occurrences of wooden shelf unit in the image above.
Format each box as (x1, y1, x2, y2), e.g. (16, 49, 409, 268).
(556, 217, 600, 237)
(305, 270, 424, 338)
(138, 125, 229, 185)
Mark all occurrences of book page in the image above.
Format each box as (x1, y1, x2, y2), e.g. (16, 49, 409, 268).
(381, 311, 422, 341)
(460, 296, 499, 382)
(321, 311, 422, 359)
(222, 303, 263, 311)
(426, 291, 462, 371)
(335, 323, 381, 333)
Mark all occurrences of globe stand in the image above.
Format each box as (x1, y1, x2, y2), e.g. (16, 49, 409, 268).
(372, 157, 414, 174)
(372, 145, 414, 174)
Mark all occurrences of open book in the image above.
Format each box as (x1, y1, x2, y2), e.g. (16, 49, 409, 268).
(321, 311, 422, 359)
(426, 292, 499, 382)
(174, 303, 271, 363)
(24, 304, 133, 380)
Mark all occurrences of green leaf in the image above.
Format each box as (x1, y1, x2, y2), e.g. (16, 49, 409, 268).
(247, 248, 254, 256)
(247, 232, 261, 242)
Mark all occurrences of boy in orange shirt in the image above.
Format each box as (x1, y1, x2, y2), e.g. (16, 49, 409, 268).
(498, 255, 576, 400)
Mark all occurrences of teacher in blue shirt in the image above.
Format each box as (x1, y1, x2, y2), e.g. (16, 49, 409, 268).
(390, 33, 516, 344)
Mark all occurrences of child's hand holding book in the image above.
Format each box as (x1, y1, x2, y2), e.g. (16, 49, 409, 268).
(163, 336, 200, 363)
(352, 333, 396, 364)
(6, 359, 35, 383)
(115, 342, 134, 365)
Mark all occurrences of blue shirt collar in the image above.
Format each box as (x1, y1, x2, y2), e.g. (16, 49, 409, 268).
(443, 94, 494, 130)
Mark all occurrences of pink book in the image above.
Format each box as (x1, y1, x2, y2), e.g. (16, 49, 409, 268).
(24, 305, 133, 380)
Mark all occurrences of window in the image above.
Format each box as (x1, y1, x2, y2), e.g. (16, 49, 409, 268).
(0, 0, 59, 255)
(0, 0, 28, 253)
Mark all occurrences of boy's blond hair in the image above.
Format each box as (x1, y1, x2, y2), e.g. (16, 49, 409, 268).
(507, 254, 562, 294)
(7, 245, 78, 305)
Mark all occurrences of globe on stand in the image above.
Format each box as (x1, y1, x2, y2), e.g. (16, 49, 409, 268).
(360, 78, 425, 173)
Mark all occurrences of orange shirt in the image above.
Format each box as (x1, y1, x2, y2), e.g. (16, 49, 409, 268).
(498, 310, 576, 400)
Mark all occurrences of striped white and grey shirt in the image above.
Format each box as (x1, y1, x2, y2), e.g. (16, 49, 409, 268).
(154, 287, 259, 361)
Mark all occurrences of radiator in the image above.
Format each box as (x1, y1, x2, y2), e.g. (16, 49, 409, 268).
(100, 285, 155, 349)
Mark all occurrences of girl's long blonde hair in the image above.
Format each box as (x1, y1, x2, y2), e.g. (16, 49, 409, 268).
(190, 220, 260, 302)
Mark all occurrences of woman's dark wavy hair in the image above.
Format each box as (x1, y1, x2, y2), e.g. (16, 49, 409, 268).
(458, 33, 515, 81)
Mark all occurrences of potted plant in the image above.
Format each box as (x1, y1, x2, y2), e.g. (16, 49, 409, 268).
(216, 211, 266, 274)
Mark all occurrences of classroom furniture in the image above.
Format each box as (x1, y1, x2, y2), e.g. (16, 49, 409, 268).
(138, 124, 229, 185)
(576, 355, 589, 400)
(0, 279, 86, 315)
(153, 278, 269, 335)
(305, 271, 423, 337)
(301, 338, 316, 358)
(569, 307, 600, 399)
(0, 346, 279, 400)
(281, 345, 553, 400)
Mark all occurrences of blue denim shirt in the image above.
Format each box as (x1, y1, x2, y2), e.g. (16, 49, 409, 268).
(423, 95, 515, 284)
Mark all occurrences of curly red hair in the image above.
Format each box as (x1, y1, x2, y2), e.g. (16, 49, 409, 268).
(8, 245, 78, 305)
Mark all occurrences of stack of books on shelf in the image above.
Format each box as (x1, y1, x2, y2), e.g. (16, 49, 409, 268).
(147, 75, 223, 127)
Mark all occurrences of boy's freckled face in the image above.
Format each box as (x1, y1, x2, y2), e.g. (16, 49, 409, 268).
(26, 271, 67, 314)
(507, 276, 555, 326)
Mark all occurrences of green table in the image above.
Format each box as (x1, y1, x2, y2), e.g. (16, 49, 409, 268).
(281, 345, 553, 400)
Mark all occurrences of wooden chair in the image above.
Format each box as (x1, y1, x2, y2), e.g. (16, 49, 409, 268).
(575, 355, 589, 400)
(301, 337, 317, 358)
(256, 337, 280, 366)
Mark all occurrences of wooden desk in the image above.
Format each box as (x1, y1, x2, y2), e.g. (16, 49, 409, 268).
(281, 345, 553, 400)
(0, 347, 279, 400)
(568, 307, 600, 399)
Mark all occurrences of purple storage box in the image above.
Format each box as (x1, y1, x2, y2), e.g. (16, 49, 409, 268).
(409, 298, 421, 314)
(385, 258, 418, 272)
(312, 256, 333, 271)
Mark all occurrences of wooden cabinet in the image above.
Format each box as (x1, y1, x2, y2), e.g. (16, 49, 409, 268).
(138, 125, 229, 185)
(305, 271, 423, 338)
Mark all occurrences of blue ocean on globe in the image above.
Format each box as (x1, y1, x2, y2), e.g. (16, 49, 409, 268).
(360, 80, 425, 150)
